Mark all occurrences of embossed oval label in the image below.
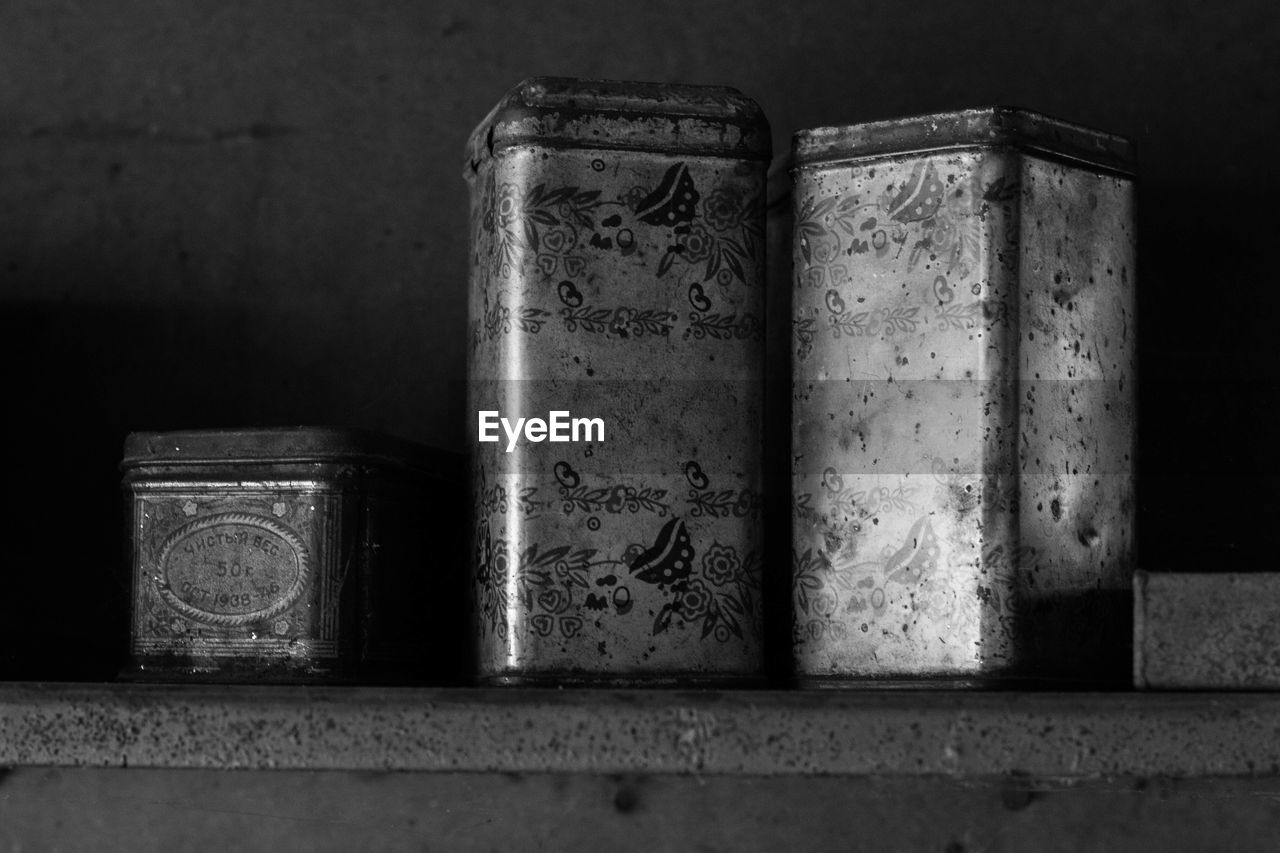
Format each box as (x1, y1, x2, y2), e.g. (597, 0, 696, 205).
(156, 512, 310, 626)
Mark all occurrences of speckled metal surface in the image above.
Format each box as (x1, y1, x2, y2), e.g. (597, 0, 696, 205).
(465, 79, 771, 685)
(121, 428, 461, 683)
(2, 684, 1280, 779)
(790, 108, 1137, 686)
(1135, 572, 1280, 690)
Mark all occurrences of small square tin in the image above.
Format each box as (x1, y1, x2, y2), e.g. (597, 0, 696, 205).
(790, 108, 1137, 686)
(121, 427, 462, 683)
(466, 78, 771, 685)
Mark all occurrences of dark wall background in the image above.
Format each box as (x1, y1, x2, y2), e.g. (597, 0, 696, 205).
(1, 0, 1276, 677)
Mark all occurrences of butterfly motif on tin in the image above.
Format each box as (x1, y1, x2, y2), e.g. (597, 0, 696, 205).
(887, 160, 946, 224)
(629, 517, 694, 585)
(883, 516, 942, 585)
(636, 163, 700, 227)
(833, 517, 942, 634)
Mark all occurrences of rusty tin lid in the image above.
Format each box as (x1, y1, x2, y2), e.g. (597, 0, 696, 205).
(793, 106, 1135, 175)
(465, 77, 771, 172)
(121, 427, 462, 480)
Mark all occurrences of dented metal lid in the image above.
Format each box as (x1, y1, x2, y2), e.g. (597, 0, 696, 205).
(121, 427, 462, 478)
(465, 77, 771, 172)
(793, 106, 1135, 175)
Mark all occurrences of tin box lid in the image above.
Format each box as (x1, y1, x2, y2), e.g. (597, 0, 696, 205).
(465, 77, 771, 170)
(121, 427, 462, 479)
(792, 107, 1135, 175)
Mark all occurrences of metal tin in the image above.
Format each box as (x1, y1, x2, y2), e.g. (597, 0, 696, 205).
(466, 78, 771, 685)
(121, 427, 463, 682)
(790, 107, 1136, 686)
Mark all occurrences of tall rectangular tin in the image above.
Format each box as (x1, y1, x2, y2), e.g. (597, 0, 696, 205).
(466, 78, 771, 685)
(121, 427, 463, 682)
(790, 108, 1136, 685)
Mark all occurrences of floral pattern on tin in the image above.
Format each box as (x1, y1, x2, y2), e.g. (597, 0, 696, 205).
(791, 161, 1025, 362)
(792, 515, 944, 648)
(794, 296, 996, 360)
(684, 311, 761, 342)
(682, 460, 760, 519)
(477, 479, 542, 519)
(485, 180, 611, 280)
(648, 531, 760, 643)
(554, 461, 670, 516)
(481, 301, 551, 340)
(975, 541, 1038, 643)
(792, 468, 919, 525)
(471, 159, 764, 348)
(641, 164, 763, 286)
(474, 514, 760, 646)
(795, 159, 1007, 287)
(560, 303, 678, 338)
(554, 278, 680, 337)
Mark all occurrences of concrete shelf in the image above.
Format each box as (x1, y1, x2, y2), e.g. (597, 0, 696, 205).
(0, 683, 1274, 779)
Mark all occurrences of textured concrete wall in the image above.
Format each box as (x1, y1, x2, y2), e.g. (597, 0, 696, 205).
(1, 1, 1276, 675)
(4, 769, 1280, 852)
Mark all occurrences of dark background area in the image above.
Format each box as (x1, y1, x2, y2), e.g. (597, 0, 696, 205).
(1, 0, 1276, 678)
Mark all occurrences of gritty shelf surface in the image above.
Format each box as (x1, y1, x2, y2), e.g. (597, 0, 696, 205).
(0, 684, 1274, 779)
